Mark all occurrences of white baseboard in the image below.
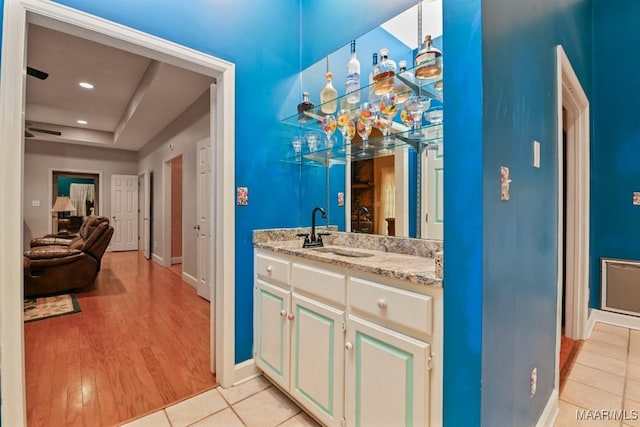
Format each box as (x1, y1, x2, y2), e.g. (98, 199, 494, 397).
(232, 359, 259, 387)
(171, 256, 182, 264)
(182, 271, 197, 288)
(537, 388, 559, 427)
(589, 308, 640, 332)
(152, 253, 163, 265)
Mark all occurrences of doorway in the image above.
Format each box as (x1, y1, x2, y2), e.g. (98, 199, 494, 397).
(0, 2, 237, 425)
(555, 45, 590, 392)
(50, 169, 101, 233)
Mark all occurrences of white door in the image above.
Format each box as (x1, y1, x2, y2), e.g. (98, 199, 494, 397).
(290, 293, 345, 427)
(254, 279, 291, 391)
(424, 142, 443, 240)
(346, 316, 430, 427)
(196, 138, 211, 300)
(111, 174, 139, 251)
(142, 170, 151, 259)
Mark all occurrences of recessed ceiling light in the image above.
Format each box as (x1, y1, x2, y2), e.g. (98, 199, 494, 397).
(77, 120, 88, 125)
(79, 82, 94, 89)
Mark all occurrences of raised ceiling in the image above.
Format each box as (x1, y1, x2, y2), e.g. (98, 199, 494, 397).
(25, 24, 215, 151)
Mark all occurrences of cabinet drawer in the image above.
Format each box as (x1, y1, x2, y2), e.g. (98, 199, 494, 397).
(349, 277, 432, 336)
(292, 262, 346, 306)
(256, 253, 290, 285)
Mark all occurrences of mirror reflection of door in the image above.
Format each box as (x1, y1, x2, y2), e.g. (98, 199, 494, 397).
(52, 170, 99, 233)
(351, 155, 396, 236)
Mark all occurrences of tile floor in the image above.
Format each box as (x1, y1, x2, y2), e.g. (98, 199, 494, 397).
(557, 322, 640, 426)
(120, 375, 320, 427)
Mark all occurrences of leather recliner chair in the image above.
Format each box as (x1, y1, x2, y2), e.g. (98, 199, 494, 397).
(24, 216, 114, 297)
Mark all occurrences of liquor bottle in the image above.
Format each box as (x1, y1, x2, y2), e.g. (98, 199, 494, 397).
(414, 35, 442, 80)
(373, 48, 396, 95)
(368, 53, 380, 104)
(297, 91, 314, 123)
(320, 72, 338, 114)
(393, 60, 412, 103)
(345, 40, 361, 104)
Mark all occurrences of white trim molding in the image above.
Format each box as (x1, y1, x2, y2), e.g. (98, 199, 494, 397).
(537, 388, 559, 427)
(589, 309, 640, 332)
(182, 271, 198, 288)
(0, 1, 237, 425)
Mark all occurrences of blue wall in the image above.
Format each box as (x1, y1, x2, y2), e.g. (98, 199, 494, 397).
(590, 0, 640, 308)
(480, 0, 591, 425)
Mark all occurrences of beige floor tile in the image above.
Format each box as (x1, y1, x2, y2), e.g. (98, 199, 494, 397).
(556, 400, 621, 426)
(567, 363, 625, 396)
(594, 323, 630, 337)
(218, 375, 272, 405)
(576, 350, 627, 377)
(560, 380, 622, 412)
(233, 387, 301, 427)
(120, 410, 172, 427)
(628, 379, 640, 404)
(278, 412, 321, 427)
(628, 363, 640, 382)
(582, 340, 628, 361)
(188, 407, 245, 427)
(165, 389, 229, 427)
(622, 400, 640, 427)
(591, 329, 630, 349)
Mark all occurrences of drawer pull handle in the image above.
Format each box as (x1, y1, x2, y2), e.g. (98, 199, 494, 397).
(287, 313, 295, 321)
(345, 342, 353, 350)
(266, 265, 273, 273)
(377, 299, 387, 309)
(280, 309, 287, 317)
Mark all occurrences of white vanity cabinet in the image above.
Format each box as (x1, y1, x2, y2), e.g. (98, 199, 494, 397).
(254, 249, 442, 427)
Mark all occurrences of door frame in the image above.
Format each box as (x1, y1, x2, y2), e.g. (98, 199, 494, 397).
(162, 154, 183, 268)
(554, 46, 590, 388)
(49, 168, 103, 234)
(0, 1, 237, 425)
(138, 169, 152, 259)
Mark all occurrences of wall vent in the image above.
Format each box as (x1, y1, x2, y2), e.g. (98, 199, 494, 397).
(601, 258, 640, 316)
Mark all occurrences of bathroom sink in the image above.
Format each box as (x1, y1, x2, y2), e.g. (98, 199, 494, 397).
(311, 247, 375, 258)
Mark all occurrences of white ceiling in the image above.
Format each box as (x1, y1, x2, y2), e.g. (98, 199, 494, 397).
(25, 24, 215, 151)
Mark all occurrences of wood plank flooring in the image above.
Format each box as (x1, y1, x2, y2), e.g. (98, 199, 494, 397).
(24, 251, 217, 426)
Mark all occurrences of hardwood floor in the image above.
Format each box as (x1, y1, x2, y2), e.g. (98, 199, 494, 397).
(24, 251, 217, 426)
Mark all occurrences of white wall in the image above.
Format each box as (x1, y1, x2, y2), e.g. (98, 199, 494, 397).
(23, 140, 138, 247)
(137, 90, 210, 281)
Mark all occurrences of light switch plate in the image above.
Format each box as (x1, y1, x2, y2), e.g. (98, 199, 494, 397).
(337, 192, 345, 207)
(236, 187, 248, 206)
(501, 166, 511, 201)
(533, 140, 541, 168)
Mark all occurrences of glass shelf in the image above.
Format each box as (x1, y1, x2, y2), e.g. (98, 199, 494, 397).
(281, 123, 443, 167)
(281, 56, 443, 168)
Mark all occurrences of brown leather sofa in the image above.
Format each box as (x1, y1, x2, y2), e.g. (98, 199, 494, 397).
(24, 216, 114, 297)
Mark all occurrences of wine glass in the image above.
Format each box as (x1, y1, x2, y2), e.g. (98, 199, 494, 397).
(321, 114, 337, 150)
(305, 133, 318, 153)
(403, 96, 431, 137)
(356, 102, 374, 153)
(400, 102, 415, 138)
(337, 109, 355, 152)
(379, 91, 398, 146)
(291, 136, 302, 160)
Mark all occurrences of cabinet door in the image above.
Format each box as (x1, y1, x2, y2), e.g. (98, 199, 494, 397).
(254, 279, 291, 391)
(290, 293, 345, 427)
(346, 316, 430, 427)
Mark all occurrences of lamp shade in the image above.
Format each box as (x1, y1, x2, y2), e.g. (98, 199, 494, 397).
(52, 196, 77, 213)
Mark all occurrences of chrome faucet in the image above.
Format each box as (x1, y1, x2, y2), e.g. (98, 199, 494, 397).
(356, 206, 370, 233)
(297, 206, 329, 248)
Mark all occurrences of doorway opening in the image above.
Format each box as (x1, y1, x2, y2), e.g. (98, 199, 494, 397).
(50, 169, 101, 233)
(0, 2, 237, 425)
(555, 45, 590, 394)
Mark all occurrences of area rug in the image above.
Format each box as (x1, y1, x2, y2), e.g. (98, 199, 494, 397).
(23, 293, 81, 323)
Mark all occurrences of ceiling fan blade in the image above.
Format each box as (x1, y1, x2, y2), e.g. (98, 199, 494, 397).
(25, 130, 34, 138)
(29, 127, 61, 136)
(27, 66, 48, 80)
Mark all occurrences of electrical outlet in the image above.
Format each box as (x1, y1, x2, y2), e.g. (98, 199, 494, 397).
(530, 367, 537, 398)
(500, 166, 511, 201)
(337, 192, 345, 207)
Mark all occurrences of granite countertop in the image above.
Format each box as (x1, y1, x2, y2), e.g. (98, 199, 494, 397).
(254, 229, 443, 289)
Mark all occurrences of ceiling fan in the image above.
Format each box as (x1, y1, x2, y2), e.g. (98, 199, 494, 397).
(24, 122, 61, 138)
(27, 66, 48, 80)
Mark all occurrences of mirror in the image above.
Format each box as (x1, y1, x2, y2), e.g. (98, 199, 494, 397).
(295, 1, 443, 239)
